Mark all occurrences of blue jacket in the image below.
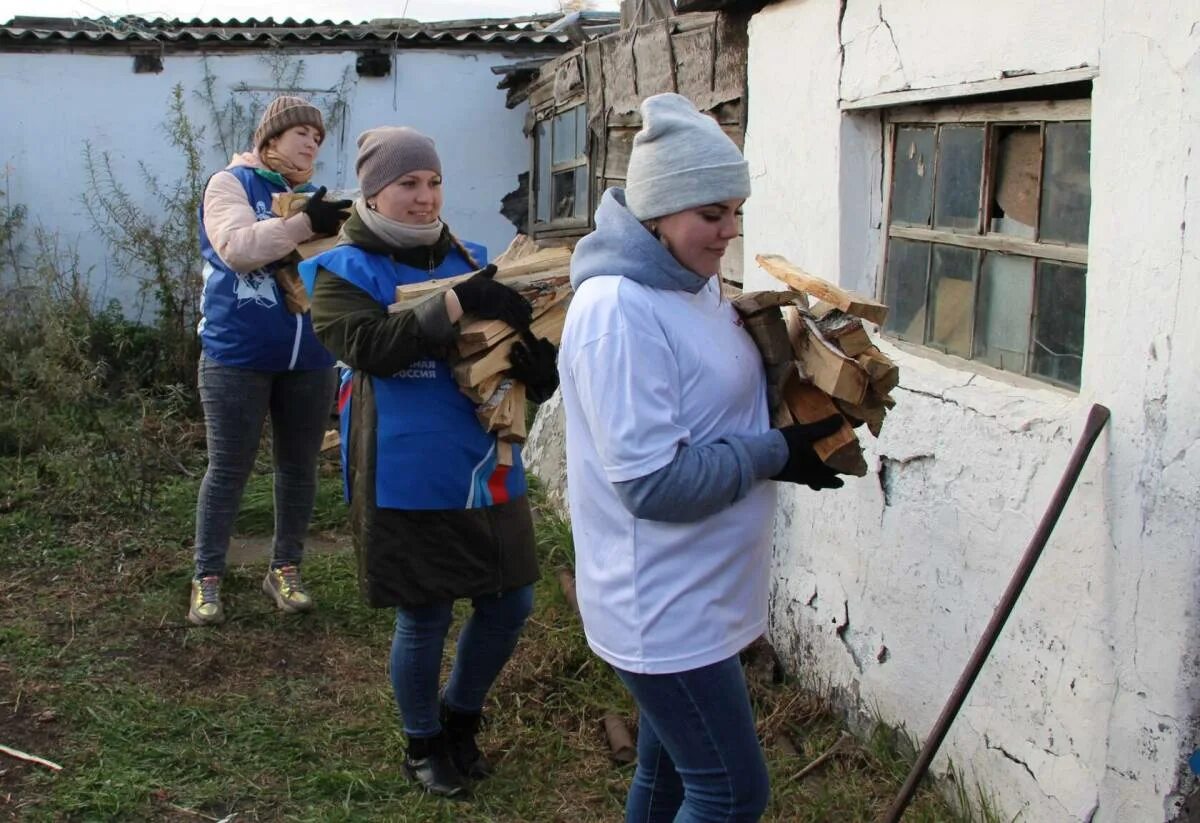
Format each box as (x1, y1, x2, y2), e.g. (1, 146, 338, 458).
(197, 166, 335, 372)
(299, 241, 528, 510)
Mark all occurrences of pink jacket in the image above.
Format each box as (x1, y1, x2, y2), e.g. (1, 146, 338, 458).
(202, 151, 316, 273)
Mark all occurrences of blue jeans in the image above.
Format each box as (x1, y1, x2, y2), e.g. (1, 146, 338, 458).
(193, 356, 336, 578)
(390, 585, 534, 737)
(615, 655, 770, 823)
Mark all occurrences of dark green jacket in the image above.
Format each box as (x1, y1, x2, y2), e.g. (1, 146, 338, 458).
(309, 213, 539, 609)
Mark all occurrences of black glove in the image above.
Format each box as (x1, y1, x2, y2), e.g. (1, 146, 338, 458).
(452, 264, 534, 331)
(772, 415, 846, 490)
(304, 186, 352, 236)
(508, 331, 559, 403)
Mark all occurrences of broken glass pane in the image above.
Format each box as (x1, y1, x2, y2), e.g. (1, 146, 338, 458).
(891, 126, 935, 226)
(1031, 261, 1086, 389)
(1040, 122, 1091, 245)
(974, 253, 1034, 374)
(883, 238, 930, 343)
(989, 125, 1040, 238)
(552, 168, 577, 219)
(926, 244, 979, 359)
(933, 125, 985, 231)
(536, 120, 551, 224)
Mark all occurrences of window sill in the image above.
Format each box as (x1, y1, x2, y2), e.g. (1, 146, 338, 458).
(875, 335, 1081, 426)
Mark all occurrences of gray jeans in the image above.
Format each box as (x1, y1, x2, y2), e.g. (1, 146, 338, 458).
(193, 356, 336, 578)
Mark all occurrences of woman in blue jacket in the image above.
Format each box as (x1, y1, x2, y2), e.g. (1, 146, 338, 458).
(190, 96, 350, 626)
(302, 126, 559, 798)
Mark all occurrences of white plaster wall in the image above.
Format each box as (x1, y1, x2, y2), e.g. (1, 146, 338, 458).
(745, 1, 1200, 820)
(0, 47, 550, 310)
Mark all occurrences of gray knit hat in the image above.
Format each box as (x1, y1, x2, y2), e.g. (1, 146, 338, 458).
(625, 93, 750, 221)
(253, 96, 325, 153)
(355, 127, 443, 199)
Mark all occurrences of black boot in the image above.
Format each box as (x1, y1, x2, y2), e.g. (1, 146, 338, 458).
(441, 702, 494, 780)
(404, 732, 467, 797)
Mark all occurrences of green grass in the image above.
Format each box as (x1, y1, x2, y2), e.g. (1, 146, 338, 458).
(0, 457, 1003, 822)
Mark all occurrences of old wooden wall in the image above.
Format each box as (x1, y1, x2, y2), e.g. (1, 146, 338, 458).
(524, 10, 750, 281)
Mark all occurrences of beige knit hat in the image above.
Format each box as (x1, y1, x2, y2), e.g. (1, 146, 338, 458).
(355, 127, 442, 199)
(253, 96, 325, 153)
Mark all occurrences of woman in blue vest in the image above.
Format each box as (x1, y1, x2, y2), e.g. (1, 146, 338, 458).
(190, 96, 351, 626)
(301, 126, 559, 798)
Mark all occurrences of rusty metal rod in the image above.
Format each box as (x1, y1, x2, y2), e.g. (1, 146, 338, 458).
(882, 403, 1111, 822)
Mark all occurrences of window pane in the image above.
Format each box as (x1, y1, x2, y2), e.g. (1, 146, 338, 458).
(926, 245, 978, 358)
(552, 110, 576, 165)
(1040, 122, 1091, 245)
(574, 166, 590, 219)
(1031, 261, 1086, 388)
(933, 125, 985, 231)
(575, 105, 588, 157)
(989, 125, 1040, 238)
(552, 169, 577, 219)
(536, 120, 551, 224)
(974, 253, 1034, 374)
(883, 238, 930, 342)
(891, 126, 935, 226)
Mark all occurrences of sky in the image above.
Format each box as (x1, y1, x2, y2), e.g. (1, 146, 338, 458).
(0, 0, 619, 23)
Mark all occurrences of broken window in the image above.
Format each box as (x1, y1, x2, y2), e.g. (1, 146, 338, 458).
(531, 104, 590, 233)
(881, 101, 1091, 390)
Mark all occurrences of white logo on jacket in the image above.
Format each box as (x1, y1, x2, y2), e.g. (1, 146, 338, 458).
(233, 270, 279, 308)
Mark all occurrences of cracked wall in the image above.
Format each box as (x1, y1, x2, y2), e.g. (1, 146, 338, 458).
(745, 1, 1200, 821)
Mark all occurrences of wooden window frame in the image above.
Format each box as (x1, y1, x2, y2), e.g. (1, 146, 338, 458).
(877, 98, 1091, 390)
(530, 104, 591, 235)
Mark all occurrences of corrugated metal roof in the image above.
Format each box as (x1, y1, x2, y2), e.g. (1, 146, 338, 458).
(0, 13, 618, 51)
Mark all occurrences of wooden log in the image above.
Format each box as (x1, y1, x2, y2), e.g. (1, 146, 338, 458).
(271, 191, 311, 218)
(732, 289, 808, 316)
(784, 308, 871, 407)
(459, 373, 505, 405)
(497, 439, 514, 467)
(857, 346, 900, 394)
(602, 714, 638, 765)
(498, 382, 527, 443)
(320, 429, 340, 452)
(453, 303, 567, 388)
(393, 247, 573, 303)
(456, 287, 571, 357)
(296, 235, 338, 260)
(835, 394, 887, 438)
(477, 381, 516, 429)
(782, 375, 868, 476)
(756, 254, 888, 326)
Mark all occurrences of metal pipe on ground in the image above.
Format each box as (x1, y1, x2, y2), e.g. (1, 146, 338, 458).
(881, 403, 1111, 822)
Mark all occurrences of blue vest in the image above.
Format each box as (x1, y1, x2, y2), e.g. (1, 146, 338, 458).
(197, 166, 334, 372)
(299, 242, 528, 510)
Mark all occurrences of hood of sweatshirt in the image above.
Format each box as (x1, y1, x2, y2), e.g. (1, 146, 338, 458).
(569, 188, 709, 295)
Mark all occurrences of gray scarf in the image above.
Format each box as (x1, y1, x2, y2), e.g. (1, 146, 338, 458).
(355, 198, 444, 249)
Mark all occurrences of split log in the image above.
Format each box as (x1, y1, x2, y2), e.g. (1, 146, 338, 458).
(497, 439, 514, 467)
(784, 308, 871, 407)
(453, 303, 567, 388)
(782, 375, 867, 476)
(497, 382, 528, 444)
(456, 288, 571, 358)
(756, 254, 888, 326)
(296, 235, 338, 259)
(271, 192, 311, 218)
(392, 247, 573, 303)
(731, 289, 808, 315)
(857, 346, 900, 394)
(602, 714, 638, 765)
(320, 429, 340, 452)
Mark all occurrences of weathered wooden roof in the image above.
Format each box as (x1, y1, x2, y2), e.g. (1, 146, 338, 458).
(0, 13, 620, 53)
